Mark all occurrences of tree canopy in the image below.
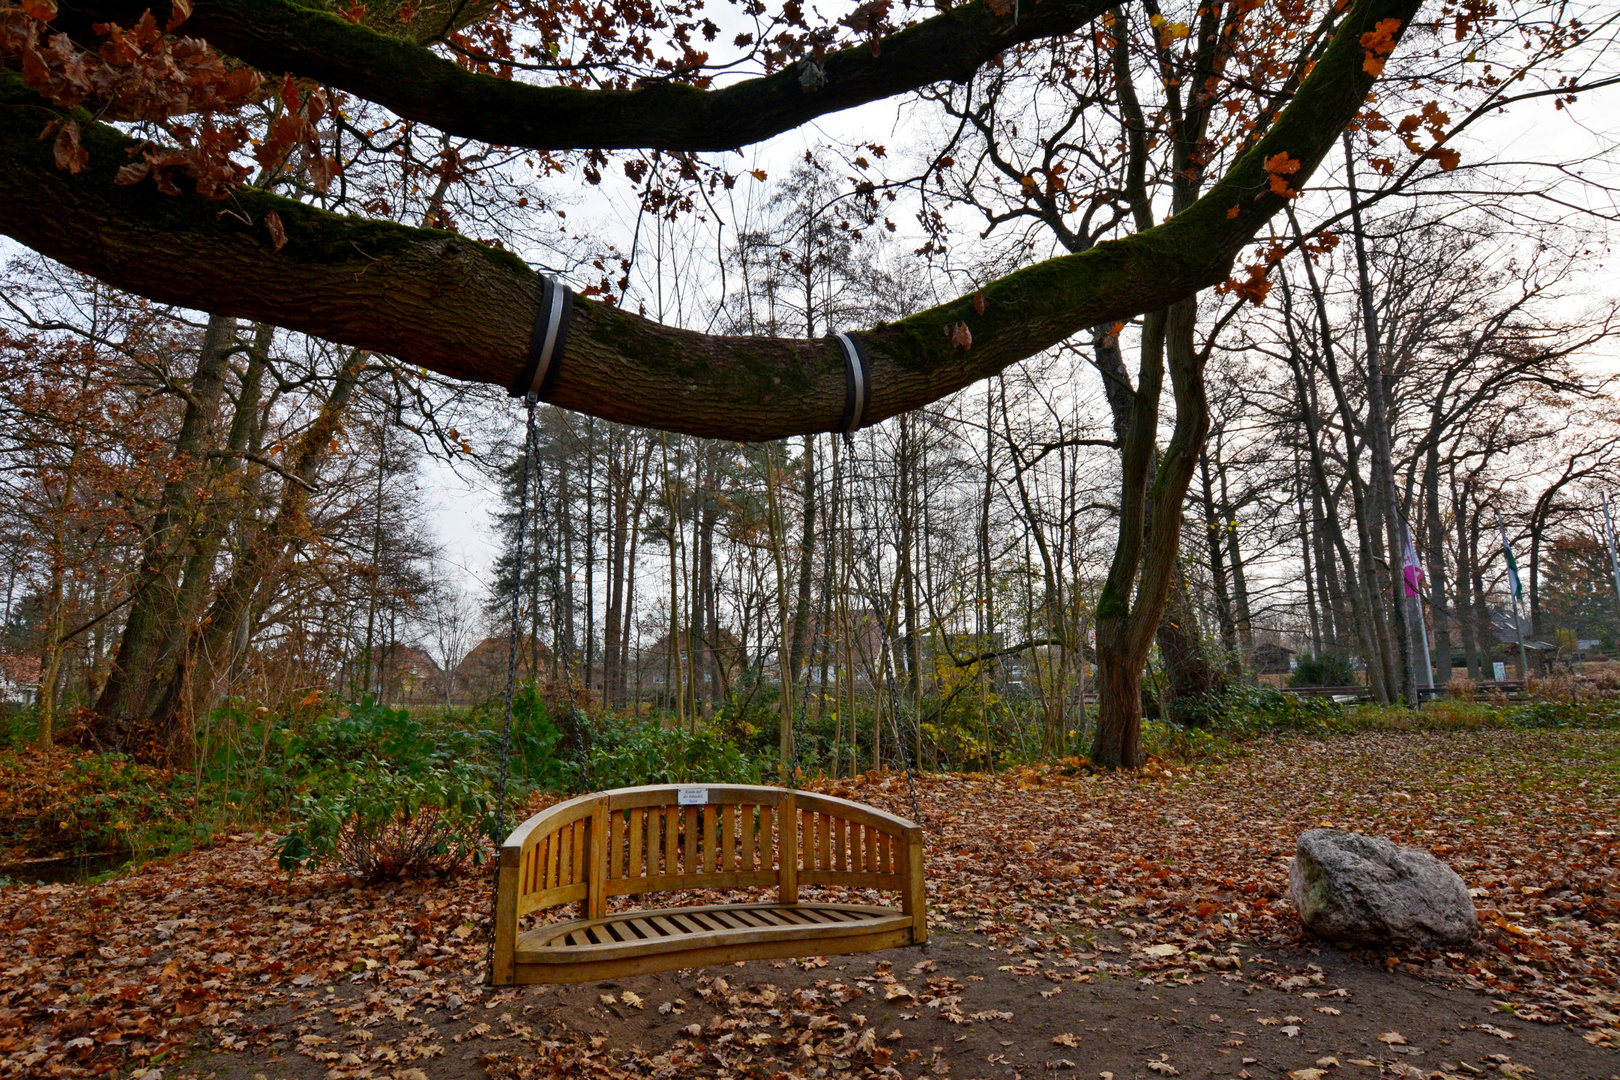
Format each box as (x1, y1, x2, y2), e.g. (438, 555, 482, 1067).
(1, 0, 1424, 439)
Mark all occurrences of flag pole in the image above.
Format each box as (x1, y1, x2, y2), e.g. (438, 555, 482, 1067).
(1413, 573, 1435, 690)
(1404, 518, 1435, 691)
(1497, 508, 1531, 681)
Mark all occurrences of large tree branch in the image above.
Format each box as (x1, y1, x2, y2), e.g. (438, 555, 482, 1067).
(65, 0, 1118, 152)
(0, 0, 1420, 442)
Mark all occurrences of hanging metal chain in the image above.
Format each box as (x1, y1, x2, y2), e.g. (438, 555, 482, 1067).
(846, 425, 927, 950)
(486, 396, 540, 975)
(528, 437, 592, 789)
(844, 431, 924, 829)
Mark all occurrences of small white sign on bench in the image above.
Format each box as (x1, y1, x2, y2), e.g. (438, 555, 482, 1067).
(677, 787, 709, 806)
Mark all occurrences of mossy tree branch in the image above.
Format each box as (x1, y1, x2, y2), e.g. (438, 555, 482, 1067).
(1, 0, 1419, 442)
(62, 0, 1119, 152)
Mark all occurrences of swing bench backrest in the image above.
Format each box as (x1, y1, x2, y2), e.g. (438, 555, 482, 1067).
(491, 784, 926, 985)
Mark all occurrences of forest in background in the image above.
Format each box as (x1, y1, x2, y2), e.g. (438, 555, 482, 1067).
(1, 0, 1619, 863)
(6, 170, 1619, 770)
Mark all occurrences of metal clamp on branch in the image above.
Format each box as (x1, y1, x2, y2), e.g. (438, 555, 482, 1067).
(835, 331, 870, 436)
(512, 274, 574, 402)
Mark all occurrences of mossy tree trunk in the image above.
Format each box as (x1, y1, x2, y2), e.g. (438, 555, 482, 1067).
(90, 314, 236, 755)
(1090, 298, 1211, 766)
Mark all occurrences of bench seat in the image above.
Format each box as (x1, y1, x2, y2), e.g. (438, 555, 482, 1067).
(512, 901, 913, 982)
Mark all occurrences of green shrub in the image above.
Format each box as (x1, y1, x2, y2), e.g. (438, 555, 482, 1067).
(496, 684, 570, 787)
(1142, 719, 1233, 761)
(1289, 653, 1357, 687)
(0, 704, 38, 749)
(275, 756, 497, 882)
(1505, 700, 1620, 730)
(283, 698, 466, 775)
(0, 748, 197, 859)
(586, 720, 763, 789)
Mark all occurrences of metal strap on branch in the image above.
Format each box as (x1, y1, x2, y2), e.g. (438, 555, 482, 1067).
(510, 273, 575, 401)
(834, 332, 869, 436)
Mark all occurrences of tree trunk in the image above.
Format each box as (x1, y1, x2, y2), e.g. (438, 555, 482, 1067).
(604, 433, 628, 707)
(1092, 636, 1145, 768)
(1091, 296, 1210, 766)
(147, 352, 362, 733)
(1156, 563, 1221, 720)
(144, 323, 271, 753)
(1199, 450, 1240, 664)
(35, 458, 76, 749)
(1221, 475, 1255, 660)
(898, 417, 922, 704)
(1424, 442, 1453, 682)
(1345, 137, 1415, 706)
(1296, 449, 1322, 656)
(90, 314, 237, 753)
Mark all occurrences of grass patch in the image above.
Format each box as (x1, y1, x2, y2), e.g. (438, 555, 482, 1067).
(1144, 684, 1620, 765)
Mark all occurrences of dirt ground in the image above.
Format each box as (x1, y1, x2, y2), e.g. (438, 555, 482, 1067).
(179, 924, 1619, 1080)
(7, 730, 1617, 1080)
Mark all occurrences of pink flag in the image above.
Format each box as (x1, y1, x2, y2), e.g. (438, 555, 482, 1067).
(1402, 528, 1425, 599)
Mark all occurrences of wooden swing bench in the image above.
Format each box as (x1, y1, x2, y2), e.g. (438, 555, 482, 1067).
(491, 784, 926, 985)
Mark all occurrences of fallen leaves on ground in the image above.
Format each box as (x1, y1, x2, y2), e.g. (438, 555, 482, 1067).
(1, 728, 1616, 1077)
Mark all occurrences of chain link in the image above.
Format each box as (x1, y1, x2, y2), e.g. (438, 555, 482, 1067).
(485, 397, 540, 977)
(528, 432, 591, 789)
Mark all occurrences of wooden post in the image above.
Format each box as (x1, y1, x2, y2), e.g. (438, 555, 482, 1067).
(778, 792, 798, 904)
(491, 848, 519, 985)
(901, 826, 927, 944)
(587, 796, 610, 920)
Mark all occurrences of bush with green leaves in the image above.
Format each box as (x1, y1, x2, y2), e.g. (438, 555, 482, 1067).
(586, 720, 763, 789)
(1288, 653, 1358, 687)
(0, 749, 199, 858)
(1505, 700, 1620, 730)
(275, 756, 499, 882)
(282, 699, 472, 774)
(0, 704, 38, 749)
(493, 683, 570, 787)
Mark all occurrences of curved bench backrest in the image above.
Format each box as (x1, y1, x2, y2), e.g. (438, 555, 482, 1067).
(498, 784, 922, 924)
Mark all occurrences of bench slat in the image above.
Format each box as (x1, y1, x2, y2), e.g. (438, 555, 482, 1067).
(724, 906, 768, 928)
(702, 807, 718, 875)
(741, 805, 757, 871)
(517, 903, 911, 964)
(668, 912, 708, 936)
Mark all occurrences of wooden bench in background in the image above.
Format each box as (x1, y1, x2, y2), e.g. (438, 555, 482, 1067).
(491, 784, 926, 985)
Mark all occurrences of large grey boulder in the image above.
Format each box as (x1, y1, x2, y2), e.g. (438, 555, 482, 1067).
(1287, 829, 1477, 949)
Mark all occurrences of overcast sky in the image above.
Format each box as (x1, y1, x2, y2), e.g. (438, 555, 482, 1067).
(420, 58, 1620, 606)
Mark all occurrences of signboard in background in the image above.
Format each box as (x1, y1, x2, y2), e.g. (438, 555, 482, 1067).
(1493, 661, 1508, 682)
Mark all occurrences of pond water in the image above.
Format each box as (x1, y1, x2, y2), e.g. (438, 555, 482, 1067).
(0, 851, 136, 886)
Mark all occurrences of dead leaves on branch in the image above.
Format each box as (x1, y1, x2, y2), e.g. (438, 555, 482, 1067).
(1263, 150, 1303, 199)
(1359, 16, 1402, 76)
(1, 1, 340, 203)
